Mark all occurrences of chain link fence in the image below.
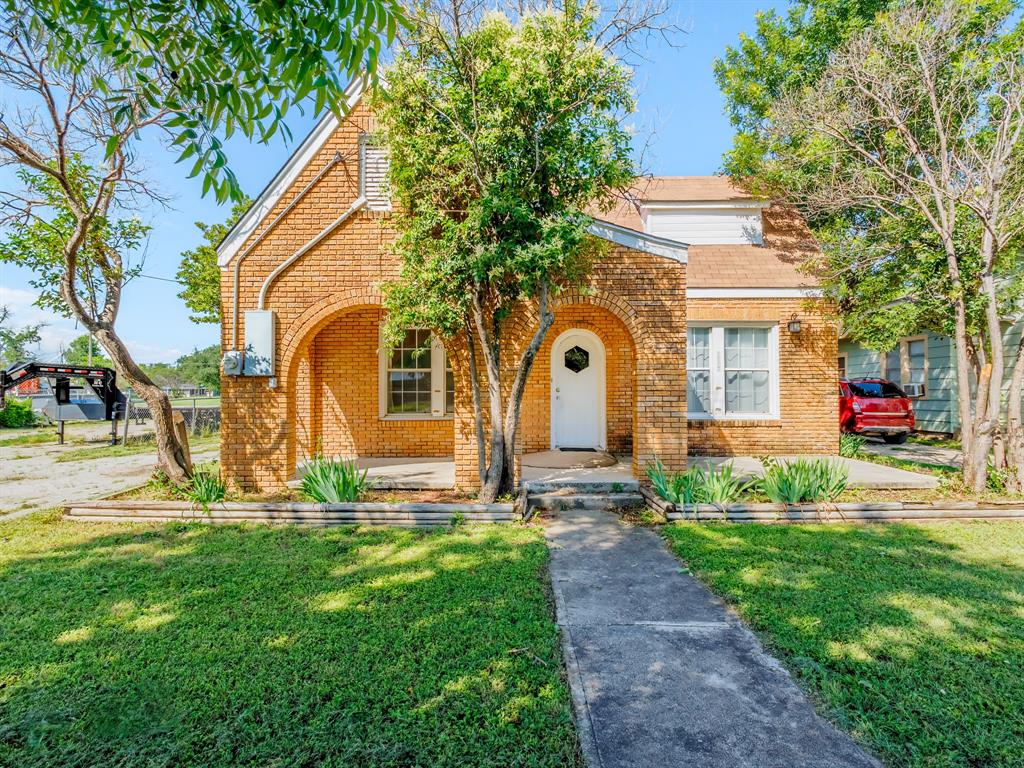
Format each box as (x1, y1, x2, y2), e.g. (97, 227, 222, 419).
(125, 398, 221, 435)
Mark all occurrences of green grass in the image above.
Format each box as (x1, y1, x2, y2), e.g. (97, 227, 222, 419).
(0, 430, 63, 448)
(0, 512, 579, 767)
(663, 522, 1024, 768)
(168, 396, 220, 407)
(55, 433, 219, 463)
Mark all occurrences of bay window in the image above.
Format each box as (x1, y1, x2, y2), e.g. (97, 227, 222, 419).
(379, 328, 453, 419)
(687, 324, 779, 419)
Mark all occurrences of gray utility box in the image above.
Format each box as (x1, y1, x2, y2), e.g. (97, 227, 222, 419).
(242, 310, 276, 376)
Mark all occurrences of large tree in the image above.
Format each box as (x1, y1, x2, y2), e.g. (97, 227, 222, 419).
(754, 0, 1024, 491)
(9, 0, 406, 201)
(376, 1, 640, 501)
(0, 0, 398, 483)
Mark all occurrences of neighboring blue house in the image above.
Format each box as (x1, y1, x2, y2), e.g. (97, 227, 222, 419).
(839, 320, 1024, 435)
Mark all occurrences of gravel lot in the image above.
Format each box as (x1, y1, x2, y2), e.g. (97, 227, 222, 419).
(1, 421, 217, 520)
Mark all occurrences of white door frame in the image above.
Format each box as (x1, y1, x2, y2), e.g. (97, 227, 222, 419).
(550, 328, 607, 450)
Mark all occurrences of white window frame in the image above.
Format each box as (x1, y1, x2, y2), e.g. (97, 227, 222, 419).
(378, 328, 453, 420)
(687, 322, 780, 420)
(838, 352, 849, 380)
(880, 335, 928, 397)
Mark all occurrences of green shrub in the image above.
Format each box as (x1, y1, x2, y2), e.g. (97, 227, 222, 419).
(300, 456, 370, 503)
(185, 468, 226, 511)
(759, 458, 848, 504)
(839, 433, 865, 458)
(646, 459, 750, 505)
(0, 398, 36, 428)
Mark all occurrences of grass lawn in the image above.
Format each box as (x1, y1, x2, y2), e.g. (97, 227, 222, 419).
(664, 522, 1024, 768)
(0, 512, 579, 767)
(168, 396, 221, 407)
(55, 433, 219, 463)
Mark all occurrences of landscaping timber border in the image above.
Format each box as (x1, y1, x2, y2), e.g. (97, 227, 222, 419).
(640, 487, 1024, 523)
(63, 500, 517, 527)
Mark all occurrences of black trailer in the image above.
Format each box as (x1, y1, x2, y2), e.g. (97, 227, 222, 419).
(1, 361, 126, 444)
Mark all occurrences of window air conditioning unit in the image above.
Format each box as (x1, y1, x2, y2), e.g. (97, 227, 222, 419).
(903, 382, 926, 398)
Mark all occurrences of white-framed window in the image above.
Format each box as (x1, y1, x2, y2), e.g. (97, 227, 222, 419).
(838, 352, 848, 379)
(378, 328, 453, 419)
(687, 323, 780, 419)
(881, 335, 928, 396)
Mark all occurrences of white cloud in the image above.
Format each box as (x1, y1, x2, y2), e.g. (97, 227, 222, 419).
(0, 286, 79, 361)
(125, 340, 183, 364)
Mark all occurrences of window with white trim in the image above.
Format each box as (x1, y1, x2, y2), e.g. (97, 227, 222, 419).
(881, 336, 927, 396)
(379, 329, 453, 418)
(687, 324, 779, 419)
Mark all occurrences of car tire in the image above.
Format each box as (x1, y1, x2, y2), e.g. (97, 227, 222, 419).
(882, 433, 908, 444)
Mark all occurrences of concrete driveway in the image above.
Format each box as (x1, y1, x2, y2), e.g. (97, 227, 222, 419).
(860, 438, 961, 468)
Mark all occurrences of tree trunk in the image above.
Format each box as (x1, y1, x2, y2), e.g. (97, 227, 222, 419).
(93, 326, 192, 485)
(1004, 333, 1024, 493)
(472, 284, 556, 503)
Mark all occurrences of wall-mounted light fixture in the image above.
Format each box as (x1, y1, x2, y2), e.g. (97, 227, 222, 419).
(787, 314, 802, 334)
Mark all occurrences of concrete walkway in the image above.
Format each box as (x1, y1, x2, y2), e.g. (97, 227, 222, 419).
(546, 509, 880, 768)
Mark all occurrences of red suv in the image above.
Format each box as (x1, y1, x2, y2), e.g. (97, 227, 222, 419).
(840, 378, 915, 444)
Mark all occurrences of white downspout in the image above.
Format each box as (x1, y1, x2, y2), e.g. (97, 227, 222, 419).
(230, 151, 345, 349)
(257, 196, 368, 311)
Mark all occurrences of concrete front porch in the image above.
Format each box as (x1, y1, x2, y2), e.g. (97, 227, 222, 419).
(294, 452, 939, 491)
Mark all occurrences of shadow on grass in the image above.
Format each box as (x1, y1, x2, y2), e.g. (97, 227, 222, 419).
(0, 514, 580, 768)
(664, 522, 1024, 768)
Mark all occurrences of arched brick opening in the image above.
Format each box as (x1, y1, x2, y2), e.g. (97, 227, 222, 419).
(282, 295, 454, 474)
(519, 302, 639, 458)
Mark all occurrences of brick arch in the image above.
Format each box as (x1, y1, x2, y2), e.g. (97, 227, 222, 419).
(551, 288, 647, 350)
(278, 287, 384, 473)
(278, 285, 384, 383)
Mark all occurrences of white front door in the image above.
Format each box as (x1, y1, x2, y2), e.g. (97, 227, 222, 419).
(551, 329, 606, 450)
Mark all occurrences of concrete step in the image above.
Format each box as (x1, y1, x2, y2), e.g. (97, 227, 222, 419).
(527, 493, 644, 512)
(523, 479, 640, 494)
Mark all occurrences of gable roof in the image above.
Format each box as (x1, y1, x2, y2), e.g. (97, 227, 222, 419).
(216, 78, 366, 267)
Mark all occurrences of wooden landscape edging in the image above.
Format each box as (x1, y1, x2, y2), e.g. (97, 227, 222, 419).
(641, 486, 1024, 523)
(64, 499, 517, 527)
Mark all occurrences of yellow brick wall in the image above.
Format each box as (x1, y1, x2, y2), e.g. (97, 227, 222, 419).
(311, 307, 453, 458)
(686, 298, 838, 455)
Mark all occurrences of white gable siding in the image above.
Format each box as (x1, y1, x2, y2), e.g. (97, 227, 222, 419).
(360, 140, 391, 211)
(644, 206, 763, 245)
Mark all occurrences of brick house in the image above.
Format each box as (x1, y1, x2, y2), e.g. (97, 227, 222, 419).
(217, 82, 837, 491)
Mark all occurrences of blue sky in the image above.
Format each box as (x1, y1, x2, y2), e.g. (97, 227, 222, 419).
(0, 0, 784, 363)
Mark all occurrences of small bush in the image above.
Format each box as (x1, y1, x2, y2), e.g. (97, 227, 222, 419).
(646, 459, 750, 505)
(185, 468, 226, 510)
(759, 458, 848, 504)
(0, 398, 36, 428)
(300, 456, 370, 503)
(839, 433, 865, 458)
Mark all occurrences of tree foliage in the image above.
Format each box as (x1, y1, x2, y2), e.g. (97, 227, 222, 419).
(714, 0, 896, 178)
(375, 1, 637, 500)
(0, 165, 150, 320)
(7, 0, 407, 201)
(747, 0, 1024, 490)
(174, 345, 222, 393)
(0, 306, 42, 367)
(176, 199, 250, 324)
(62, 334, 112, 367)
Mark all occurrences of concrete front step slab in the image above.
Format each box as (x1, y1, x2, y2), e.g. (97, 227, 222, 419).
(528, 493, 644, 511)
(523, 479, 640, 494)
